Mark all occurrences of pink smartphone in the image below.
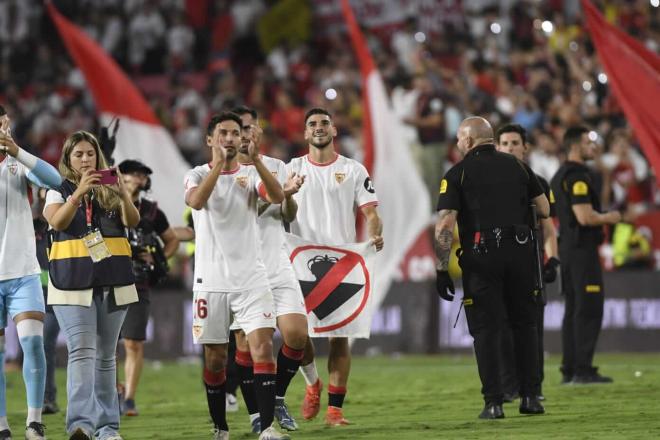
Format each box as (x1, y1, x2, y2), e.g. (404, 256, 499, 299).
(97, 168, 118, 185)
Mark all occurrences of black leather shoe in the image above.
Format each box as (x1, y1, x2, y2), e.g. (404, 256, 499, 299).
(479, 403, 505, 419)
(573, 372, 613, 384)
(519, 396, 545, 414)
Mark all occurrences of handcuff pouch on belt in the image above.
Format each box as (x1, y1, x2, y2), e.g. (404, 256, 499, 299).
(513, 224, 531, 245)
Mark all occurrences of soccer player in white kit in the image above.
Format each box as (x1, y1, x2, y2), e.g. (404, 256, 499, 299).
(184, 112, 290, 440)
(229, 106, 308, 433)
(287, 108, 384, 426)
(0, 106, 62, 440)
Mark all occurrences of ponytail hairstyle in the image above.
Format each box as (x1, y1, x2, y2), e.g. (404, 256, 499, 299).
(59, 131, 122, 211)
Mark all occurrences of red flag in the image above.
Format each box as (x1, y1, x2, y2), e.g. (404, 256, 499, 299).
(47, 3, 189, 221)
(340, 0, 432, 309)
(582, 0, 660, 184)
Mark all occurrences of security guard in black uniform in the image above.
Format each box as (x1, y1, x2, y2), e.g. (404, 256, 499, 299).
(435, 117, 549, 419)
(495, 124, 560, 402)
(550, 126, 621, 384)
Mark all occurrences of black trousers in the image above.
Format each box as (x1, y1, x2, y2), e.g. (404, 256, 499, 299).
(500, 301, 545, 396)
(559, 246, 604, 377)
(460, 240, 540, 404)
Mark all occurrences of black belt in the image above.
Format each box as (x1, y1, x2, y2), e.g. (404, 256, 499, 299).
(469, 225, 532, 249)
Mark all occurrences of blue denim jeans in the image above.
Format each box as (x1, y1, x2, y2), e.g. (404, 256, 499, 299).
(54, 292, 126, 438)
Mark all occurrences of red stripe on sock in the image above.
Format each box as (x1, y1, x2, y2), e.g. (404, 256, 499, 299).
(328, 384, 347, 395)
(281, 344, 305, 361)
(253, 362, 276, 374)
(203, 368, 226, 386)
(235, 350, 254, 367)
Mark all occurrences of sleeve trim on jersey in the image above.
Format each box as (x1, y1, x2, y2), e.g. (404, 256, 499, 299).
(307, 153, 339, 167)
(258, 182, 268, 201)
(358, 201, 379, 210)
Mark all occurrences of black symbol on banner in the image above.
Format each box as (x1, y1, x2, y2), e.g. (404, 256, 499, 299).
(299, 255, 363, 320)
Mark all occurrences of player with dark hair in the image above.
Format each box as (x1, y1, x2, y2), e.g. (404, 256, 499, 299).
(287, 108, 383, 426)
(228, 106, 308, 433)
(184, 112, 290, 440)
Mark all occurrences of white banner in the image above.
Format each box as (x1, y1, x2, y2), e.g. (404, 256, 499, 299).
(285, 233, 376, 338)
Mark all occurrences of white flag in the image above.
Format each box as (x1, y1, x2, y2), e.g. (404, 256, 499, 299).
(285, 233, 376, 338)
(48, 3, 188, 223)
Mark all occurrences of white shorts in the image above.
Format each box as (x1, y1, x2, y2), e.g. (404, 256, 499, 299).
(229, 271, 306, 332)
(192, 288, 276, 344)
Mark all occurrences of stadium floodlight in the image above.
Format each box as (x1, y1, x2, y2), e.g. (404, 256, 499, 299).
(541, 20, 554, 34)
(598, 73, 608, 84)
(582, 80, 592, 92)
(490, 23, 502, 34)
(325, 88, 338, 100)
(414, 32, 426, 43)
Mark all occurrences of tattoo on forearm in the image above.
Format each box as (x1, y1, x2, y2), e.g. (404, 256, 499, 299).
(435, 209, 456, 271)
(435, 229, 453, 271)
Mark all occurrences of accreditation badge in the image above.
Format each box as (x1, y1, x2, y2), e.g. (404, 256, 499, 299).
(82, 229, 112, 263)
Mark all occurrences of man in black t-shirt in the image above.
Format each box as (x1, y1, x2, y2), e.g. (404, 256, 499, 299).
(496, 124, 559, 402)
(118, 160, 179, 416)
(550, 126, 621, 384)
(435, 117, 549, 419)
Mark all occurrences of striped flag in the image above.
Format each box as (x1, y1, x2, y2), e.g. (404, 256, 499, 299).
(47, 3, 189, 222)
(340, 0, 432, 311)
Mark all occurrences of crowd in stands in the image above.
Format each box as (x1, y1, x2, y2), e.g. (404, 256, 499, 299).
(1, 0, 659, 222)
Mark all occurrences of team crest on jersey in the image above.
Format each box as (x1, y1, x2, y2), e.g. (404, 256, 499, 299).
(235, 176, 248, 188)
(335, 173, 346, 184)
(8, 163, 18, 175)
(271, 171, 278, 177)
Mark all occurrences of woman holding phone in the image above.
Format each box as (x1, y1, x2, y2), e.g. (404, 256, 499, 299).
(43, 131, 139, 440)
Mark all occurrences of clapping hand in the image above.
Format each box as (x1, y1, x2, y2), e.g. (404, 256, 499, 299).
(283, 172, 305, 197)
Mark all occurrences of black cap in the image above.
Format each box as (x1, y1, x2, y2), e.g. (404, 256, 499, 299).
(118, 159, 152, 175)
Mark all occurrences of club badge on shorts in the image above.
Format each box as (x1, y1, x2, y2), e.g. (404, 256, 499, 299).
(82, 229, 112, 262)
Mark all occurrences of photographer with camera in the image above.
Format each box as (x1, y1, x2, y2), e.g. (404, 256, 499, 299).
(117, 159, 179, 417)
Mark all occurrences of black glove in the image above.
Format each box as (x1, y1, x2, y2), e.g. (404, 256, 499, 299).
(543, 257, 560, 283)
(436, 270, 455, 301)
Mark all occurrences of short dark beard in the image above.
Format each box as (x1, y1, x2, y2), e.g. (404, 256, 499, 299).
(239, 146, 249, 155)
(310, 138, 332, 149)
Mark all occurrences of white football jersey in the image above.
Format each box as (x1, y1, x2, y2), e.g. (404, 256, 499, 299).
(244, 155, 292, 280)
(184, 163, 269, 292)
(286, 153, 378, 245)
(0, 156, 40, 281)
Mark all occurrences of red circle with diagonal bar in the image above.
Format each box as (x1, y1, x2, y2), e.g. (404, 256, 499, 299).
(290, 245, 370, 333)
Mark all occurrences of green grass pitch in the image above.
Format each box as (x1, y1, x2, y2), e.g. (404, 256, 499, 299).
(5, 354, 660, 439)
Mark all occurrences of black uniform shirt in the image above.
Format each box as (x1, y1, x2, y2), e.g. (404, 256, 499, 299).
(437, 144, 544, 248)
(550, 161, 603, 248)
(538, 174, 556, 218)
